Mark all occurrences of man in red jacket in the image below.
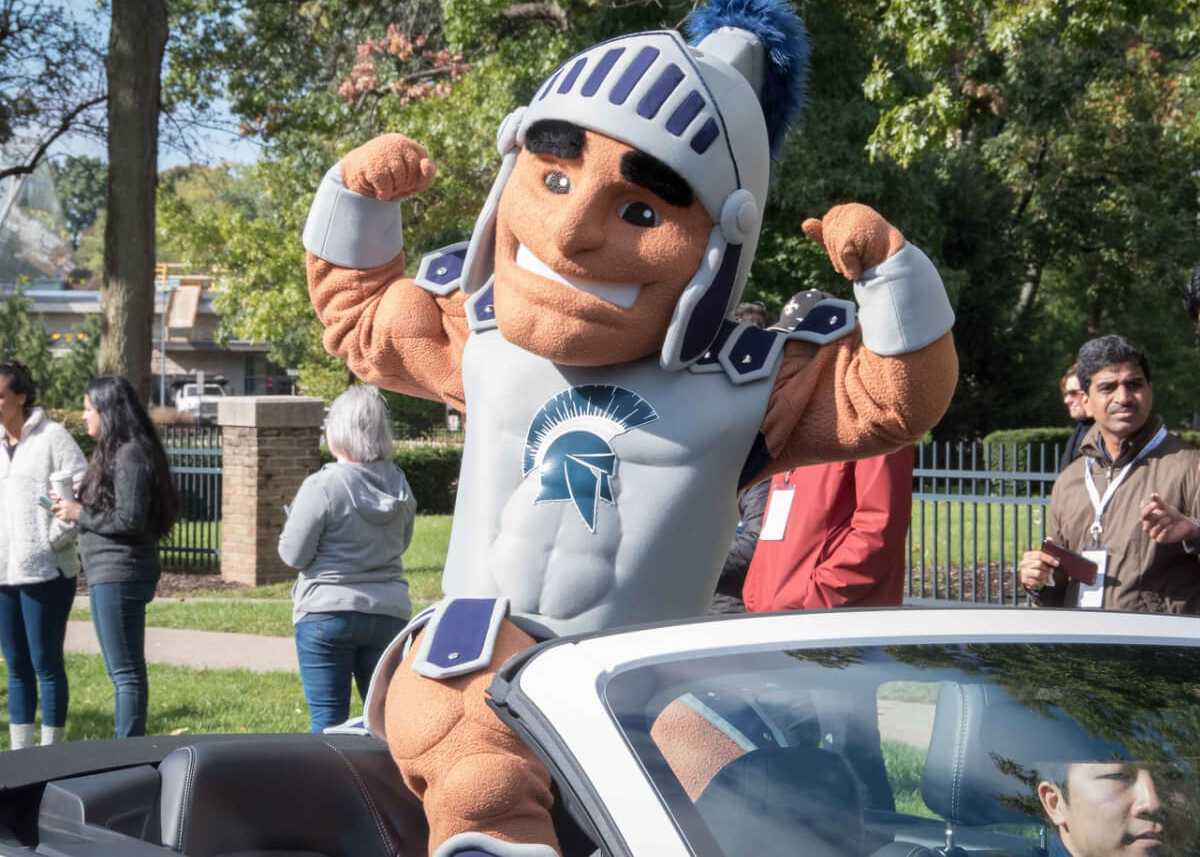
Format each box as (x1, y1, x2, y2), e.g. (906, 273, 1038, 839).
(740, 443, 914, 813)
(742, 446, 914, 611)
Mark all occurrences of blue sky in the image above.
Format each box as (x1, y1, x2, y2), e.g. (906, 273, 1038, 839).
(51, 0, 261, 169)
(54, 112, 261, 169)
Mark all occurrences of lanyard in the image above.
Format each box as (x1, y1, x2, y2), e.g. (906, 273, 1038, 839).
(1082, 426, 1167, 544)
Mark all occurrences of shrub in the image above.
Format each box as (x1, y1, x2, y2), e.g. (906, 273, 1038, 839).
(982, 428, 1072, 469)
(981, 427, 1074, 449)
(976, 427, 1073, 495)
(394, 445, 462, 515)
(986, 426, 1200, 458)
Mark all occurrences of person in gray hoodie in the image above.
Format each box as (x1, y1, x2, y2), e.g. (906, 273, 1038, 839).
(279, 385, 417, 732)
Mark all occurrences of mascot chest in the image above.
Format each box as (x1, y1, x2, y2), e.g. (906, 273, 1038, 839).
(461, 327, 772, 475)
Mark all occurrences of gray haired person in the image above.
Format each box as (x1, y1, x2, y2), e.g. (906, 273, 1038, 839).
(279, 385, 417, 732)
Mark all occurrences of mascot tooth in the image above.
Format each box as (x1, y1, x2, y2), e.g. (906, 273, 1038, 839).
(302, 1, 957, 854)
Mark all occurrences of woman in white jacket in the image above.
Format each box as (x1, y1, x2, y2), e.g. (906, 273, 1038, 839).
(0, 362, 87, 749)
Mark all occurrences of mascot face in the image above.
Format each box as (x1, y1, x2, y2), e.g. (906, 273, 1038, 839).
(493, 121, 713, 367)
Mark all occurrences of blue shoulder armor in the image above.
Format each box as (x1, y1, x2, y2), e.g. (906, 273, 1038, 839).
(772, 291, 857, 345)
(688, 320, 785, 385)
(414, 241, 469, 296)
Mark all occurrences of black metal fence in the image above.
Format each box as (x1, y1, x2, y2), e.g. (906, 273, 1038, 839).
(161, 424, 223, 569)
(908, 440, 1063, 604)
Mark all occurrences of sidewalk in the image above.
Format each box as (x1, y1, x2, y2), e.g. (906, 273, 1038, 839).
(64, 621, 298, 674)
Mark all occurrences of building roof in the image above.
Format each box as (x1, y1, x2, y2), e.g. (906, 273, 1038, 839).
(2, 286, 269, 354)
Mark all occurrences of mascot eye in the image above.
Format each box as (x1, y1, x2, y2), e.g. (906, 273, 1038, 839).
(619, 202, 659, 227)
(543, 171, 571, 194)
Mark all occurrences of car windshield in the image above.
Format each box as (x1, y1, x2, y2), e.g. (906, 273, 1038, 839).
(604, 642, 1200, 857)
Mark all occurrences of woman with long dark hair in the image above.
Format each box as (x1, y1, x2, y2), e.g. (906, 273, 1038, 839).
(52, 376, 179, 737)
(0, 361, 87, 748)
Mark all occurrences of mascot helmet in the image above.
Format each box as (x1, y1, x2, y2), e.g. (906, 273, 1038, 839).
(460, 0, 809, 370)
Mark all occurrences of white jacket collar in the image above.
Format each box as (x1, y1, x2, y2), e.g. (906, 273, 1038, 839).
(20, 407, 46, 440)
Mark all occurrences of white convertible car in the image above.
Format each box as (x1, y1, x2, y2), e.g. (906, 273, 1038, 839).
(0, 608, 1197, 857)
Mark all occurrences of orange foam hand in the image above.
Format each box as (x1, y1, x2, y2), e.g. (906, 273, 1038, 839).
(341, 133, 438, 201)
(801, 203, 906, 280)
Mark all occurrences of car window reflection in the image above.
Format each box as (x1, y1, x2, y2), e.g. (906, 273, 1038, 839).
(606, 643, 1200, 857)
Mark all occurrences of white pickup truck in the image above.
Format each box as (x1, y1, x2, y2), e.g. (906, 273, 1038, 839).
(174, 383, 226, 424)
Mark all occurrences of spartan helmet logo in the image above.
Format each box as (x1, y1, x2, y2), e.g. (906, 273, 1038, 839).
(523, 385, 658, 532)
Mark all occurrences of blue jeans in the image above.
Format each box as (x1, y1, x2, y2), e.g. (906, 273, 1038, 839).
(0, 573, 75, 727)
(89, 580, 156, 738)
(294, 612, 407, 733)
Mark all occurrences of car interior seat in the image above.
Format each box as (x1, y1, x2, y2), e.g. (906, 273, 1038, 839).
(914, 681, 1108, 855)
(695, 745, 866, 857)
(157, 735, 428, 857)
(920, 682, 1046, 831)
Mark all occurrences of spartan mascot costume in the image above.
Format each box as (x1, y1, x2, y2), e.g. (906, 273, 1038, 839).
(303, 1, 957, 854)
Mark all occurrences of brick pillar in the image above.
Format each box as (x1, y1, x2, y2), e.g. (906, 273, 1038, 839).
(218, 396, 325, 586)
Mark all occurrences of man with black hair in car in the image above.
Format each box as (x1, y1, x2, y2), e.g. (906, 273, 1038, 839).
(1019, 335, 1200, 613)
(1037, 761, 1180, 857)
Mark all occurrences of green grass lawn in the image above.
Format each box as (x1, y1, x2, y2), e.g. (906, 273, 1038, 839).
(0, 654, 313, 750)
(72, 515, 452, 637)
(71, 601, 296, 636)
(908, 499, 1047, 599)
(882, 739, 935, 818)
(910, 498, 1047, 567)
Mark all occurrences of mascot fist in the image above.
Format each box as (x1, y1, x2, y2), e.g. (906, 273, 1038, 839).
(802, 203, 905, 280)
(341, 133, 437, 201)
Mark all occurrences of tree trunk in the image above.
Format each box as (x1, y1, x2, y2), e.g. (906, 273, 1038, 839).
(98, 0, 167, 402)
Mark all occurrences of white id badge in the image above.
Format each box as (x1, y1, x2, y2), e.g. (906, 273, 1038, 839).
(1077, 550, 1108, 608)
(759, 488, 795, 541)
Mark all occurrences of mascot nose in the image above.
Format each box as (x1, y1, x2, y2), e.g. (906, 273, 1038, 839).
(554, 196, 607, 256)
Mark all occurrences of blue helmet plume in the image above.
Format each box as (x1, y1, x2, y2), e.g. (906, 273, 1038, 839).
(684, 0, 810, 159)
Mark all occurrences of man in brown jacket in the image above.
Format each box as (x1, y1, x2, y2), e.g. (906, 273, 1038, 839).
(1019, 335, 1200, 613)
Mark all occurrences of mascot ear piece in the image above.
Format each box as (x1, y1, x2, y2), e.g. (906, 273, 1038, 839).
(462, 108, 526, 295)
(660, 228, 743, 370)
(497, 106, 526, 154)
(659, 188, 758, 371)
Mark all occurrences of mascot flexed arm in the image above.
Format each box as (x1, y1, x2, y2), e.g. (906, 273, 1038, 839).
(303, 3, 957, 856)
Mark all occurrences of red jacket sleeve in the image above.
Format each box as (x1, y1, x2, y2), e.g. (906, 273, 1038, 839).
(790, 448, 914, 609)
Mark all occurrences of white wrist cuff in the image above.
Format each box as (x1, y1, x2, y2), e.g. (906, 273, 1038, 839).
(433, 832, 558, 857)
(854, 242, 955, 356)
(302, 164, 404, 269)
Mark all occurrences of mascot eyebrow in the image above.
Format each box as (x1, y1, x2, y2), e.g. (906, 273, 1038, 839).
(525, 119, 694, 208)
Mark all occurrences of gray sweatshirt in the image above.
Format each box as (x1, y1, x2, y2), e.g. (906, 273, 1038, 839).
(278, 460, 416, 623)
(79, 442, 161, 586)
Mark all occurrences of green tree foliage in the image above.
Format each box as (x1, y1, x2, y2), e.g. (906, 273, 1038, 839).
(160, 1, 693, 403)
(861, 0, 1200, 435)
(0, 288, 53, 383)
(43, 314, 102, 409)
(157, 162, 262, 264)
(51, 155, 107, 251)
(0, 287, 100, 409)
(157, 0, 1200, 435)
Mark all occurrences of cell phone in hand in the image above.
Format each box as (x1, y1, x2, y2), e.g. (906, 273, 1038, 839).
(1041, 538, 1098, 586)
(37, 495, 53, 511)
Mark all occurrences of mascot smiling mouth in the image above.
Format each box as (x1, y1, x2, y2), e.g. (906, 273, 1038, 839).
(515, 244, 641, 308)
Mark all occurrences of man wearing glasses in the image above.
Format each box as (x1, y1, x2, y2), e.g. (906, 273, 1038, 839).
(1060, 362, 1094, 472)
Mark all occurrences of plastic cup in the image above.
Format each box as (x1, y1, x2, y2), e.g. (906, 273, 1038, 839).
(49, 471, 75, 503)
